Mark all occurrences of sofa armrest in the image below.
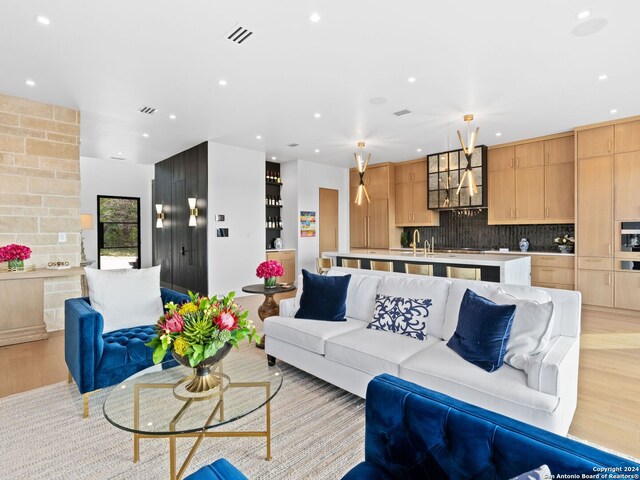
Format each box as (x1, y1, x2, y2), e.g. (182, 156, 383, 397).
(161, 288, 190, 308)
(64, 298, 105, 394)
(526, 335, 579, 397)
(279, 298, 296, 317)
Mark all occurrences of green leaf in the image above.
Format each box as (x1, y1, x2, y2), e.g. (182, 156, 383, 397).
(145, 337, 160, 348)
(204, 343, 216, 359)
(152, 345, 166, 364)
(192, 344, 204, 354)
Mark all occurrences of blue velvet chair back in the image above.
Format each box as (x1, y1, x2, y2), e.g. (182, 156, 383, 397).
(343, 374, 639, 479)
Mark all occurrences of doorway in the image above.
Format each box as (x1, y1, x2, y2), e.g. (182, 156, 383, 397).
(97, 195, 141, 269)
(319, 188, 339, 256)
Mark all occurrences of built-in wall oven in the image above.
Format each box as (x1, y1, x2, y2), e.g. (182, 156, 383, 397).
(619, 222, 640, 270)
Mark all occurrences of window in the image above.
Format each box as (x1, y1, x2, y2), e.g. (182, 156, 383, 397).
(97, 195, 141, 270)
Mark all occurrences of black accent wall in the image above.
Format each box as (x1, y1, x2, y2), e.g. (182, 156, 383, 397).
(402, 210, 573, 252)
(153, 142, 208, 295)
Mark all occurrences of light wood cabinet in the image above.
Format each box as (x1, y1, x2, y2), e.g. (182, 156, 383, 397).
(577, 257, 614, 270)
(577, 125, 614, 158)
(266, 250, 296, 284)
(614, 151, 640, 220)
(614, 120, 640, 154)
(350, 186, 367, 248)
(614, 272, 640, 311)
(368, 198, 389, 249)
(577, 269, 614, 307)
(366, 164, 390, 199)
(488, 134, 573, 225)
(577, 155, 613, 257)
(394, 160, 439, 227)
(530, 255, 574, 289)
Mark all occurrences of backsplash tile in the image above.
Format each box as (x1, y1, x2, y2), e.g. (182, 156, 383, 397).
(403, 210, 573, 252)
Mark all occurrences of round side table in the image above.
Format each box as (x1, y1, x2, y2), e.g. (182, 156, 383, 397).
(241, 283, 296, 352)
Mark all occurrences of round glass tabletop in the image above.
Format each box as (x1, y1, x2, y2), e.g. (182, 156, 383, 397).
(103, 347, 283, 436)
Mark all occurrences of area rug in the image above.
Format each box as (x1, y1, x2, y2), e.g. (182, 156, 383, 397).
(0, 344, 366, 480)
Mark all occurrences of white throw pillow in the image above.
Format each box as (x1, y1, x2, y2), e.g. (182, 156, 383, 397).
(378, 275, 450, 339)
(487, 288, 555, 371)
(368, 294, 431, 341)
(327, 270, 382, 322)
(84, 266, 164, 333)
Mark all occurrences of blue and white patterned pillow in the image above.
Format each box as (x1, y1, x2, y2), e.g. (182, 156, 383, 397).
(368, 294, 432, 340)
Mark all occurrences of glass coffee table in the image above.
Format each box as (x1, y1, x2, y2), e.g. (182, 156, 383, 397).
(103, 348, 283, 480)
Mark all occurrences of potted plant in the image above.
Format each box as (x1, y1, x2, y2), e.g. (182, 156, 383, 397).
(147, 291, 260, 392)
(554, 234, 575, 254)
(0, 244, 32, 272)
(400, 231, 410, 248)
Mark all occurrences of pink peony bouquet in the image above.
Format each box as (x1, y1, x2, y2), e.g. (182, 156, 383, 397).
(0, 244, 32, 262)
(256, 260, 284, 279)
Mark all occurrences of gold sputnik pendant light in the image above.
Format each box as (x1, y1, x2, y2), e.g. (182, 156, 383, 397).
(354, 141, 371, 205)
(456, 114, 479, 196)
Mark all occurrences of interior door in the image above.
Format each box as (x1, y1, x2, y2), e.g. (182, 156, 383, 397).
(319, 188, 339, 255)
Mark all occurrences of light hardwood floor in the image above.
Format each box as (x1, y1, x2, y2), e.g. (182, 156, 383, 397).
(0, 300, 638, 458)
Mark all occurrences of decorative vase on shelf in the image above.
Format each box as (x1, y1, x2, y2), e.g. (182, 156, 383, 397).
(519, 238, 530, 252)
(558, 245, 574, 254)
(172, 342, 233, 393)
(264, 276, 277, 288)
(7, 259, 24, 271)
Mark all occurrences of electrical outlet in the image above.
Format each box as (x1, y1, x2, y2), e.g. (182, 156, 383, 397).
(58, 232, 67, 243)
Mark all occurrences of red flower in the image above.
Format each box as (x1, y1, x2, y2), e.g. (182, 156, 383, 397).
(0, 244, 32, 262)
(158, 312, 184, 333)
(214, 310, 238, 331)
(256, 260, 284, 279)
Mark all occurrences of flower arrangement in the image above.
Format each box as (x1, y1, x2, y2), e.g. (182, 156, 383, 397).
(0, 244, 32, 271)
(147, 291, 260, 367)
(553, 234, 575, 246)
(256, 260, 284, 288)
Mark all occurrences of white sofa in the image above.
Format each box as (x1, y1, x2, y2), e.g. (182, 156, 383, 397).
(264, 267, 581, 435)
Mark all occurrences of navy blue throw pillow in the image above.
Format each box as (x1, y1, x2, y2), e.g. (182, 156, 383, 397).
(446, 289, 516, 372)
(294, 270, 351, 321)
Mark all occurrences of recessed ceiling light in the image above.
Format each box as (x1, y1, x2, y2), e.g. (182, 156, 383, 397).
(610, 109, 618, 114)
(168, 114, 176, 120)
(577, 10, 591, 20)
(496, 132, 502, 137)
(117, 152, 123, 155)
(314, 149, 320, 153)
(256, 135, 262, 140)
(25, 79, 35, 87)
(142, 133, 149, 138)
(314, 113, 321, 118)
(271, 156, 277, 160)
(416, 148, 422, 152)
(598, 74, 608, 80)
(36, 15, 50, 25)
(218, 79, 227, 86)
(309, 12, 321, 22)
(408, 77, 416, 83)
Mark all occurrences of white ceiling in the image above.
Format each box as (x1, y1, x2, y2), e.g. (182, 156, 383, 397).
(1, 1, 638, 167)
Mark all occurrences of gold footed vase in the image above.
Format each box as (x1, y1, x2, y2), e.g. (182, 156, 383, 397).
(172, 342, 233, 393)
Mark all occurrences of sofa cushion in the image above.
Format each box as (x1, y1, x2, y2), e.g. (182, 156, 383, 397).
(264, 316, 368, 355)
(295, 269, 351, 321)
(399, 342, 559, 415)
(325, 328, 438, 377)
(446, 289, 516, 372)
(443, 281, 551, 341)
(377, 275, 450, 340)
(368, 294, 431, 341)
(487, 289, 555, 371)
(84, 266, 164, 333)
(327, 270, 382, 323)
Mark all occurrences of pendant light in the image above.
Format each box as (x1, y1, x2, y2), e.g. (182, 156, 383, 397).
(456, 114, 479, 196)
(353, 141, 371, 205)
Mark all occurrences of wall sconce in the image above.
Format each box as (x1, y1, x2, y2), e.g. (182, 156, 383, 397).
(188, 198, 198, 227)
(155, 204, 165, 228)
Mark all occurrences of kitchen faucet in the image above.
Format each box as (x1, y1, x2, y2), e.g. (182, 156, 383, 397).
(423, 240, 431, 256)
(410, 229, 420, 256)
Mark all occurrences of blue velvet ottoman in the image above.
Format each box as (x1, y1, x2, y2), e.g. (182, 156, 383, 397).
(185, 458, 248, 480)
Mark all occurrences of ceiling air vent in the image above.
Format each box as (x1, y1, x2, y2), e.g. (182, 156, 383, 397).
(393, 109, 412, 117)
(227, 25, 254, 44)
(138, 106, 158, 115)
(287, 143, 300, 148)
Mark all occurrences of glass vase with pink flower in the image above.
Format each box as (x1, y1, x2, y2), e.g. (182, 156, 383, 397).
(256, 260, 284, 288)
(0, 244, 32, 272)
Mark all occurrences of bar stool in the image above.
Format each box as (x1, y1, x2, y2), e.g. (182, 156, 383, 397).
(370, 260, 394, 272)
(404, 263, 433, 276)
(316, 257, 333, 274)
(341, 258, 361, 269)
(446, 266, 481, 281)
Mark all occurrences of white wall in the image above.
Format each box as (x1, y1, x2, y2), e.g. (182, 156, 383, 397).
(207, 142, 265, 295)
(281, 159, 350, 275)
(80, 156, 154, 268)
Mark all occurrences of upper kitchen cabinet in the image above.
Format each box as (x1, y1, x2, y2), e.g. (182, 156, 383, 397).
(349, 163, 397, 249)
(615, 120, 640, 153)
(395, 159, 439, 227)
(577, 125, 614, 158)
(488, 133, 573, 225)
(615, 151, 640, 220)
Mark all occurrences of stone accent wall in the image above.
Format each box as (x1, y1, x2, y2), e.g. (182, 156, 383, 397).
(0, 93, 81, 331)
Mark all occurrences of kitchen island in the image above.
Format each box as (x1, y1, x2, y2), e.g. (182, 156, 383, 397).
(322, 250, 531, 286)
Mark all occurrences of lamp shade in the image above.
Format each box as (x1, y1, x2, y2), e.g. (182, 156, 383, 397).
(80, 214, 94, 230)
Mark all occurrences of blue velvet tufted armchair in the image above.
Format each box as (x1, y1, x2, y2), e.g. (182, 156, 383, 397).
(65, 287, 189, 417)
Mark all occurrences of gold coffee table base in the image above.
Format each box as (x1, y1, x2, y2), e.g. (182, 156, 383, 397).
(133, 363, 272, 480)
